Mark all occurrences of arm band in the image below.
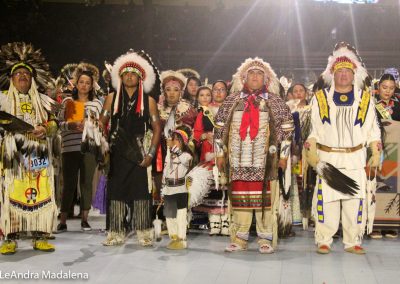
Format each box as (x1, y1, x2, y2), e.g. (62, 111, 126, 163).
(151, 114, 159, 122)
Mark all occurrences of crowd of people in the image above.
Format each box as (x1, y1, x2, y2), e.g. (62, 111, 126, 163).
(0, 41, 398, 256)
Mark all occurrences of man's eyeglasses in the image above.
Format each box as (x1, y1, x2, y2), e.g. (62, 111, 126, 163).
(13, 71, 31, 77)
(212, 88, 226, 93)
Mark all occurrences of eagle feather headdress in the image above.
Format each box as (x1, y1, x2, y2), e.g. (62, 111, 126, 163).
(0, 42, 57, 123)
(234, 57, 281, 95)
(313, 42, 371, 92)
(0, 42, 53, 92)
(111, 49, 160, 116)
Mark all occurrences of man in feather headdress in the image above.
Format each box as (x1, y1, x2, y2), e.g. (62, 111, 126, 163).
(305, 42, 381, 254)
(100, 50, 161, 246)
(214, 57, 294, 254)
(0, 42, 58, 255)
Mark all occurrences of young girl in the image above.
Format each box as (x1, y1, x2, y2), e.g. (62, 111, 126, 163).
(162, 125, 193, 250)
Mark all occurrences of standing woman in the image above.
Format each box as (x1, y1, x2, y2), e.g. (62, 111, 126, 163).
(193, 86, 213, 161)
(191, 80, 231, 236)
(155, 71, 197, 210)
(290, 83, 313, 229)
(182, 76, 201, 107)
(375, 74, 400, 121)
(56, 63, 103, 232)
(158, 70, 197, 165)
(369, 73, 399, 239)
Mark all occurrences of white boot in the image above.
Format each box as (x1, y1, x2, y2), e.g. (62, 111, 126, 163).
(166, 217, 178, 239)
(220, 213, 230, 236)
(176, 209, 188, 249)
(166, 217, 179, 249)
(209, 213, 221, 236)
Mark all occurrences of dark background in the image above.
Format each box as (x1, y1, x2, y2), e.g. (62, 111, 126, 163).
(1, 0, 399, 85)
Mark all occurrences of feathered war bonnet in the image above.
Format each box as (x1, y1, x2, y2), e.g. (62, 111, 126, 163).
(235, 57, 281, 95)
(0, 42, 53, 93)
(314, 42, 371, 94)
(111, 49, 160, 116)
(0, 42, 56, 124)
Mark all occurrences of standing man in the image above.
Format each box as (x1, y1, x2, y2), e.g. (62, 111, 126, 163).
(214, 58, 294, 254)
(100, 50, 161, 246)
(0, 42, 58, 255)
(305, 42, 381, 254)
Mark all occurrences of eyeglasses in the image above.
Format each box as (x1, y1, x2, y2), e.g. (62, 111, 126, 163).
(13, 71, 31, 77)
(212, 88, 226, 93)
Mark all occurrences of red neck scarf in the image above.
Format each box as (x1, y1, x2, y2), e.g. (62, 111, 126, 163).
(239, 86, 266, 141)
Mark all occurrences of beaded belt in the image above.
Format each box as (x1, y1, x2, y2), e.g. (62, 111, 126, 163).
(165, 178, 185, 187)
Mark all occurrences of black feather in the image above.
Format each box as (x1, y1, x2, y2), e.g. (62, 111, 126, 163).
(278, 168, 291, 201)
(318, 162, 359, 196)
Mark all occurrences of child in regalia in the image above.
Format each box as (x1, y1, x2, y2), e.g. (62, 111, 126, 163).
(162, 125, 193, 250)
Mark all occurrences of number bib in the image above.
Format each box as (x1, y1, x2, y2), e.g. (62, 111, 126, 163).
(24, 154, 50, 171)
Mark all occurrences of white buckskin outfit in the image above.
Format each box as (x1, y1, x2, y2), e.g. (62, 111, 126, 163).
(306, 42, 381, 254)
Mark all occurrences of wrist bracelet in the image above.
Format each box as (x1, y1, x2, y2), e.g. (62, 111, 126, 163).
(148, 145, 157, 158)
(100, 109, 110, 118)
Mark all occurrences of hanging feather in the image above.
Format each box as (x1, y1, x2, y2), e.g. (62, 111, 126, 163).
(164, 106, 176, 138)
(366, 174, 377, 234)
(278, 195, 293, 237)
(26, 140, 36, 155)
(20, 137, 30, 155)
(300, 108, 311, 142)
(186, 161, 214, 208)
(278, 168, 291, 201)
(81, 110, 108, 163)
(4, 134, 17, 169)
(213, 164, 219, 190)
(14, 133, 25, 149)
(292, 111, 301, 145)
(278, 167, 292, 237)
(315, 162, 359, 196)
(39, 93, 60, 114)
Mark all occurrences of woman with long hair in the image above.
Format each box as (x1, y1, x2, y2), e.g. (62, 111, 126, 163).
(182, 76, 201, 106)
(56, 63, 102, 233)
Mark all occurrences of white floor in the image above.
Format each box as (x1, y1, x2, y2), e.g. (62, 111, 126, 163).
(0, 216, 399, 284)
